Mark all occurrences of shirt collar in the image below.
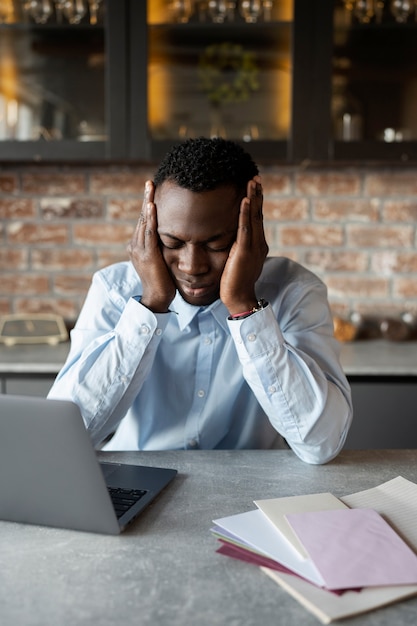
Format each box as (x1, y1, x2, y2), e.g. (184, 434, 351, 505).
(171, 292, 230, 332)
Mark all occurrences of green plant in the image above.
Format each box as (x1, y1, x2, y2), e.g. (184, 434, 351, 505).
(198, 42, 259, 105)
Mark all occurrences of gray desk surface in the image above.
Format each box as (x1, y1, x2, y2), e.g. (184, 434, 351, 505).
(1, 449, 417, 626)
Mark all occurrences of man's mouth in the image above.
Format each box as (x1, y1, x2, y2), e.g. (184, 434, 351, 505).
(179, 281, 214, 299)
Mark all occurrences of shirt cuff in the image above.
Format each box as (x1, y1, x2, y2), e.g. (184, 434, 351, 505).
(113, 296, 171, 340)
(227, 304, 285, 361)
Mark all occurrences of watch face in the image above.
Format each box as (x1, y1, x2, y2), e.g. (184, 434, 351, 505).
(0, 315, 68, 345)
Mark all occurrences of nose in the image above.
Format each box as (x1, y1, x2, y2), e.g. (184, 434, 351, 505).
(177, 245, 209, 276)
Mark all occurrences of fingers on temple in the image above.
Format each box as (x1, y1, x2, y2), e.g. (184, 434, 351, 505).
(247, 177, 263, 224)
(236, 198, 251, 244)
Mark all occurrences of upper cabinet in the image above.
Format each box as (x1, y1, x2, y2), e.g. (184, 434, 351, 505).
(312, 0, 417, 162)
(129, 0, 301, 162)
(0, 0, 127, 161)
(1, 0, 417, 163)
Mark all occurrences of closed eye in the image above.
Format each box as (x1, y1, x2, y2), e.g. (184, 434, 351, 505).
(161, 241, 229, 252)
(206, 244, 232, 252)
(159, 231, 236, 252)
(160, 241, 183, 250)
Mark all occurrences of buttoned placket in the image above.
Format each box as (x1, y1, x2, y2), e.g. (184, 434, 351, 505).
(184, 312, 215, 449)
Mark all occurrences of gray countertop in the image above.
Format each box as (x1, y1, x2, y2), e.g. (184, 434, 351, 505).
(1, 339, 415, 376)
(0, 342, 70, 374)
(1, 449, 417, 626)
(340, 339, 417, 376)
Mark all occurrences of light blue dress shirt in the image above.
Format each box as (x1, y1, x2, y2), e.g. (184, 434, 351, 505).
(48, 256, 352, 464)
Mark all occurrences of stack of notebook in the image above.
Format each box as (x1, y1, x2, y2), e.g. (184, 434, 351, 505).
(211, 476, 417, 623)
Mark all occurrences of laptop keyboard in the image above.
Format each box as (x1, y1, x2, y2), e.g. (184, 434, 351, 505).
(108, 487, 148, 519)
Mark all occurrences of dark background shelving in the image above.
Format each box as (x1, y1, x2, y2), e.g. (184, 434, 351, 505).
(1, 0, 417, 164)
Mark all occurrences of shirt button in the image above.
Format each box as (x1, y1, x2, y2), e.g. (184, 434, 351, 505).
(140, 324, 150, 335)
(187, 439, 199, 449)
(155, 328, 162, 336)
(268, 385, 277, 394)
(203, 337, 212, 345)
(247, 333, 256, 342)
(197, 389, 205, 398)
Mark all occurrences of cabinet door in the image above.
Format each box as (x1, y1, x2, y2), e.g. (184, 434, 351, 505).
(311, 0, 417, 162)
(129, 0, 315, 162)
(0, 0, 128, 161)
(344, 376, 417, 449)
(2, 376, 55, 397)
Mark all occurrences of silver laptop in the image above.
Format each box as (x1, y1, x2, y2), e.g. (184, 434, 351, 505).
(0, 394, 177, 534)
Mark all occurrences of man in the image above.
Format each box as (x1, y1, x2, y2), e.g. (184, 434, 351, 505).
(48, 137, 352, 464)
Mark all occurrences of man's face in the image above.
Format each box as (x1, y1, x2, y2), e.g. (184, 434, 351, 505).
(154, 180, 241, 307)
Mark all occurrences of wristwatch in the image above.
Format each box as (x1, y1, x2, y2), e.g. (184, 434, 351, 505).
(229, 299, 269, 320)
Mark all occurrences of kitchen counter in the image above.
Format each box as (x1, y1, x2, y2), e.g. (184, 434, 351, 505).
(0, 340, 415, 448)
(0, 342, 70, 374)
(1, 339, 415, 376)
(340, 340, 417, 377)
(0, 342, 70, 396)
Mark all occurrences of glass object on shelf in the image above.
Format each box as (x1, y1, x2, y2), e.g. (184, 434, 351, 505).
(206, 0, 236, 23)
(88, 0, 103, 24)
(262, 1, 274, 21)
(238, 0, 281, 23)
(16, 0, 105, 25)
(353, 0, 375, 23)
(61, 0, 88, 24)
(149, 0, 291, 24)
(0, 3, 106, 142)
(22, 0, 54, 24)
(240, 0, 263, 23)
(168, 0, 194, 23)
(379, 126, 411, 141)
(390, 0, 414, 23)
(332, 78, 363, 141)
(338, 0, 417, 25)
(147, 0, 293, 143)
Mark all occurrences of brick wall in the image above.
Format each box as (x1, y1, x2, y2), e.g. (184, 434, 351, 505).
(1, 163, 417, 327)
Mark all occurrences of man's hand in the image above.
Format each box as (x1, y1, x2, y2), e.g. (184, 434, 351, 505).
(127, 180, 176, 313)
(220, 176, 269, 316)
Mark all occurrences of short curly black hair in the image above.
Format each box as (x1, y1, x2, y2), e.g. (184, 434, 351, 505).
(153, 137, 259, 195)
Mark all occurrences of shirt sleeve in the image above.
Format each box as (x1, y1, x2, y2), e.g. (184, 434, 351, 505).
(227, 281, 353, 465)
(47, 270, 170, 447)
